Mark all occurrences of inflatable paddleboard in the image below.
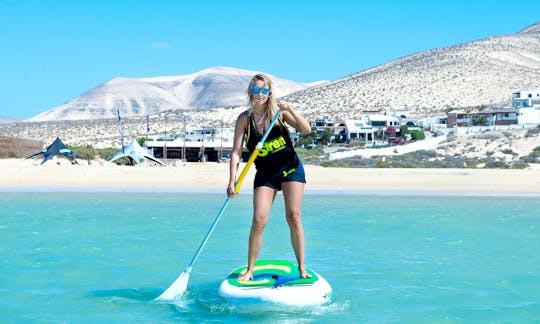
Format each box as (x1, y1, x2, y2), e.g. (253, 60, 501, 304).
(219, 260, 332, 310)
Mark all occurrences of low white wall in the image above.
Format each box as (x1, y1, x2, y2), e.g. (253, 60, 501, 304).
(328, 136, 446, 160)
(452, 123, 537, 135)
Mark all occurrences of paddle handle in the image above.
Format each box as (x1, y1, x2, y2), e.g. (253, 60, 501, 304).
(234, 148, 259, 193)
(234, 109, 282, 193)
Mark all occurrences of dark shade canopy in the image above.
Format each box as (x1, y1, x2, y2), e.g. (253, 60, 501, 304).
(26, 137, 78, 165)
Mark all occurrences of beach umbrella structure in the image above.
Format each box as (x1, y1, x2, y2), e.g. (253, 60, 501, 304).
(108, 138, 166, 166)
(25, 137, 79, 165)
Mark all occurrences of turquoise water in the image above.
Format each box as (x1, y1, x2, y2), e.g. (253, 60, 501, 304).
(1, 192, 539, 322)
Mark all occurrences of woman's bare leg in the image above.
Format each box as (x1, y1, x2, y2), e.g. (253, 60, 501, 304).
(238, 186, 276, 281)
(282, 181, 311, 279)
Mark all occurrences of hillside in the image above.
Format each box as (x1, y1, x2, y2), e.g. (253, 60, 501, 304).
(312, 127, 540, 169)
(284, 22, 540, 119)
(1, 22, 539, 161)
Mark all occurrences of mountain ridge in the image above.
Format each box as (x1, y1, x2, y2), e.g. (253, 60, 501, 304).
(283, 21, 540, 119)
(0, 116, 20, 124)
(26, 21, 540, 123)
(520, 21, 540, 34)
(2, 22, 540, 149)
(28, 67, 312, 122)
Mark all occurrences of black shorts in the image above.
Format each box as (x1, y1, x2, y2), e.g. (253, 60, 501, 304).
(254, 161, 306, 191)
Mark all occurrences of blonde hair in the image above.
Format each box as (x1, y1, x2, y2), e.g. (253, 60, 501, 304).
(246, 73, 279, 124)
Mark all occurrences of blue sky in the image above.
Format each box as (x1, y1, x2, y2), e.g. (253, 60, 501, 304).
(1, 0, 539, 119)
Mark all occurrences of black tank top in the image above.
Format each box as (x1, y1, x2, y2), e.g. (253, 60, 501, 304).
(246, 113, 300, 177)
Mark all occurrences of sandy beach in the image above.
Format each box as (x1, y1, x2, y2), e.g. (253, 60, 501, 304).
(1, 158, 539, 196)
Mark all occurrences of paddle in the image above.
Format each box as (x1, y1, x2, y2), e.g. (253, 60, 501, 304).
(155, 109, 282, 302)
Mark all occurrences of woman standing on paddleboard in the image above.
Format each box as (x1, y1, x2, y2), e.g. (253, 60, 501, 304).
(227, 73, 312, 281)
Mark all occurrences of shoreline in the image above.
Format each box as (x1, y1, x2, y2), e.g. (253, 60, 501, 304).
(1, 159, 539, 197)
(2, 188, 539, 197)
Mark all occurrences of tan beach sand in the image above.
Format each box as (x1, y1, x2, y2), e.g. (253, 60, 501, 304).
(1, 158, 539, 196)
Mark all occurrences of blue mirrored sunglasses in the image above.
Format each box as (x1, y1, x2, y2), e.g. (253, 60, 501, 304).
(251, 86, 271, 95)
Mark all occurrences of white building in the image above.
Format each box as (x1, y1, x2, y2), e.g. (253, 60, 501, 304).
(511, 86, 540, 125)
(390, 109, 410, 119)
(518, 107, 540, 124)
(308, 118, 346, 143)
(512, 86, 540, 108)
(421, 116, 448, 132)
(174, 127, 235, 143)
(344, 120, 375, 143)
(364, 114, 400, 128)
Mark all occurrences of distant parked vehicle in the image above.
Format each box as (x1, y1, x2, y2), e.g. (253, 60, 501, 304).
(371, 141, 389, 148)
(387, 137, 400, 144)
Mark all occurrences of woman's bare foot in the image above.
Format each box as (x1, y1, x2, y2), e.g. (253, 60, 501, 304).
(238, 270, 253, 281)
(299, 267, 312, 279)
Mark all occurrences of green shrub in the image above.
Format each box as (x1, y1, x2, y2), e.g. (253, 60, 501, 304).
(320, 161, 349, 168)
(410, 130, 425, 140)
(511, 160, 529, 169)
(525, 127, 540, 138)
(137, 137, 151, 146)
(69, 145, 118, 160)
(501, 148, 517, 156)
(473, 133, 501, 140)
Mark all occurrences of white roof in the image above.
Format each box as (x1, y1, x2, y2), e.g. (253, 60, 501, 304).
(344, 120, 373, 132)
(109, 138, 166, 165)
(366, 114, 399, 122)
